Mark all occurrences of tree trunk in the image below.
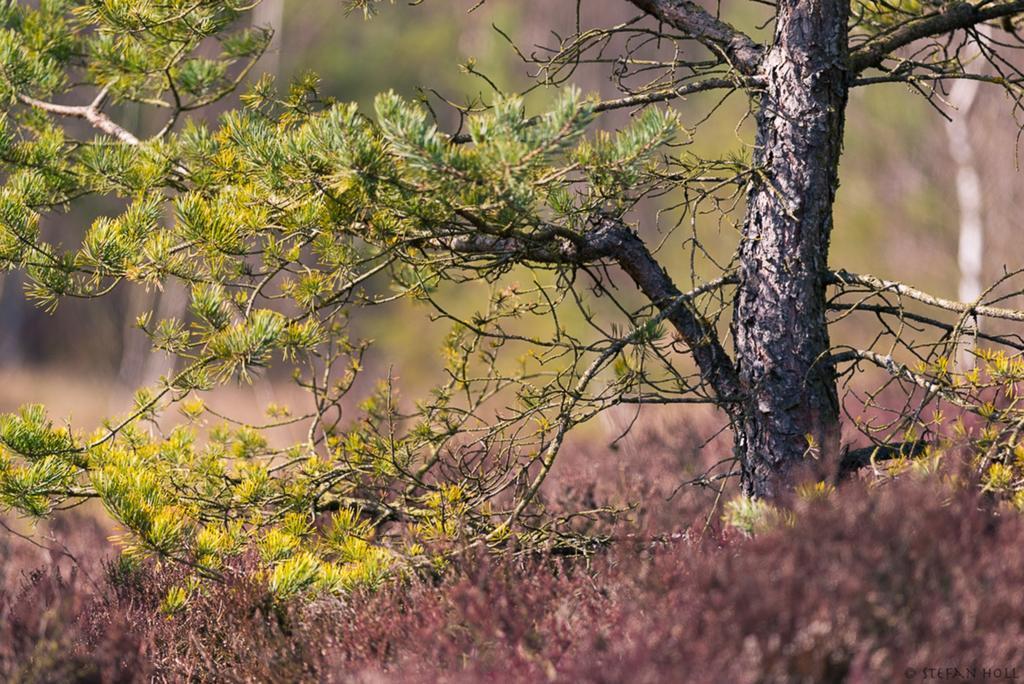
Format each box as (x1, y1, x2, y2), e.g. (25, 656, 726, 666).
(733, 0, 849, 497)
(945, 24, 988, 372)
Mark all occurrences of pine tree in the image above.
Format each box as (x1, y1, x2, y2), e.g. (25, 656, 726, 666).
(3, 0, 1024, 605)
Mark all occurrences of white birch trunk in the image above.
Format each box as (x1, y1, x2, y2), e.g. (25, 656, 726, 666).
(946, 34, 987, 371)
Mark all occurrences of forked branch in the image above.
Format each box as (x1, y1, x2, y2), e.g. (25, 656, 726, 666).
(17, 89, 140, 145)
(627, 0, 764, 75)
(850, 0, 1024, 72)
(830, 270, 1024, 323)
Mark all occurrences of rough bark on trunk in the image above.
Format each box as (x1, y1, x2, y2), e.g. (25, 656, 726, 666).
(733, 0, 850, 497)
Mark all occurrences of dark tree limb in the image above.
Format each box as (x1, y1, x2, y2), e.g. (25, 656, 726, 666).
(850, 0, 1024, 73)
(582, 217, 744, 412)
(430, 216, 744, 414)
(627, 0, 764, 75)
(838, 441, 930, 479)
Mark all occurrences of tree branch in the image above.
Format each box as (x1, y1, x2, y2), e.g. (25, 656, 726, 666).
(828, 301, 1024, 351)
(838, 440, 929, 478)
(449, 78, 743, 145)
(627, 0, 764, 75)
(580, 217, 744, 410)
(429, 216, 744, 411)
(428, 230, 580, 264)
(853, 72, 1022, 88)
(850, 0, 1024, 73)
(832, 347, 955, 401)
(17, 89, 140, 145)
(593, 77, 750, 111)
(829, 270, 1024, 322)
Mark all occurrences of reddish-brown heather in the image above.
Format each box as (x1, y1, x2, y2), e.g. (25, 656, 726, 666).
(2, 422, 1022, 682)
